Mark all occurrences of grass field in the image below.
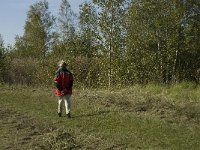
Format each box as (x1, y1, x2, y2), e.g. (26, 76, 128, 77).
(1, 83, 200, 149)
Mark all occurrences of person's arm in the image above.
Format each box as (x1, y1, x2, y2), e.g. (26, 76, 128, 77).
(54, 71, 62, 91)
(69, 74, 73, 89)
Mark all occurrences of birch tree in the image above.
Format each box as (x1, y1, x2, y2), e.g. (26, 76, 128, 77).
(93, 0, 128, 88)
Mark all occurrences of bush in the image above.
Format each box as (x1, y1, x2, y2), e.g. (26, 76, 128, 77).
(4, 58, 38, 85)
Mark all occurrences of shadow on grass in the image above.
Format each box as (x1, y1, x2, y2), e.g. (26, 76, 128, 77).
(73, 110, 118, 119)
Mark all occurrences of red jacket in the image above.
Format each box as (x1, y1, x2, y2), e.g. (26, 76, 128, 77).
(54, 67, 73, 96)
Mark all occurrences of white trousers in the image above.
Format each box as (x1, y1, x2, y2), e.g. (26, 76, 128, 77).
(58, 95, 71, 114)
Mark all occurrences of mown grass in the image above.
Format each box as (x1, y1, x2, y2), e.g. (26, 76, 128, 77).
(0, 83, 200, 149)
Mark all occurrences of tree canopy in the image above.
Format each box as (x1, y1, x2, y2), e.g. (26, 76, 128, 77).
(1, 0, 200, 87)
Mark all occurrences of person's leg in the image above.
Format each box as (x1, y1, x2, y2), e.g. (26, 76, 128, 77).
(64, 95, 71, 118)
(58, 96, 63, 117)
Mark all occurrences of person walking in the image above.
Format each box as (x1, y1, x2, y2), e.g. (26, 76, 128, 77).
(54, 60, 73, 118)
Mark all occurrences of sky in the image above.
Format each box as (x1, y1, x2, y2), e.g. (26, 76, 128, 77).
(0, 0, 85, 46)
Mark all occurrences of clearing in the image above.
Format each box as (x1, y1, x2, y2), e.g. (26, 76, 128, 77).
(1, 84, 200, 149)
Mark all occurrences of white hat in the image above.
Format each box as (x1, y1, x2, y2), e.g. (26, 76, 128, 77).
(58, 60, 65, 67)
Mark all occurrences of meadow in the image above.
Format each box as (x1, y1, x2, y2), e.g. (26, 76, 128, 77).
(1, 83, 200, 149)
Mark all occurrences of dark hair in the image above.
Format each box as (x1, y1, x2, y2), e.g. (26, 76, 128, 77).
(63, 62, 67, 67)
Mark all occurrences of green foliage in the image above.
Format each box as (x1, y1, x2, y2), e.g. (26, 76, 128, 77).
(93, 0, 128, 88)
(58, 0, 76, 41)
(126, 0, 200, 84)
(0, 34, 6, 82)
(3, 0, 200, 87)
(4, 58, 38, 85)
(79, 1, 99, 58)
(14, 0, 55, 59)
